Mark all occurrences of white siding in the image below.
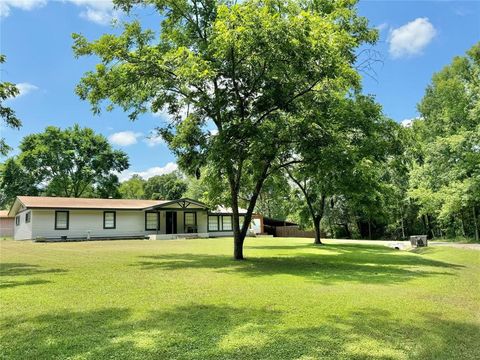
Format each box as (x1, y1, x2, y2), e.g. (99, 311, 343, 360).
(14, 211, 33, 240)
(31, 209, 148, 239)
(208, 231, 234, 237)
(197, 211, 208, 233)
(15, 208, 214, 240)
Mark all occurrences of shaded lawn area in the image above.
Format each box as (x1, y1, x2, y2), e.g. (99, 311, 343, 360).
(0, 238, 479, 359)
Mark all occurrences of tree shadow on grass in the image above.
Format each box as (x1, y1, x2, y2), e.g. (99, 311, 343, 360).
(134, 244, 462, 285)
(0, 263, 67, 289)
(246, 243, 395, 253)
(1, 305, 478, 360)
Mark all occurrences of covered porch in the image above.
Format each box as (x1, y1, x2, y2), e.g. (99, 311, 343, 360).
(144, 198, 210, 238)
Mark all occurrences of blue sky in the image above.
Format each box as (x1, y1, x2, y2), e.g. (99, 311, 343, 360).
(1, 0, 479, 180)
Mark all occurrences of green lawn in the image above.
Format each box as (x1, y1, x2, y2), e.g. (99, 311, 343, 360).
(1, 238, 479, 360)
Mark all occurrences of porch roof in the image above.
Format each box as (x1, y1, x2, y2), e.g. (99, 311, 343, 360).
(143, 198, 209, 211)
(144, 200, 248, 215)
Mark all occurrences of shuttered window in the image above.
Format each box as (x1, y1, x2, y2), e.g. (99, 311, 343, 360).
(25, 212, 31, 223)
(15, 216, 20, 226)
(55, 211, 69, 230)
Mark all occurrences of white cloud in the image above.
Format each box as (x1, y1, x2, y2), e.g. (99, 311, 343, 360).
(0, 0, 46, 18)
(118, 162, 178, 181)
(376, 23, 388, 32)
(151, 110, 166, 118)
(66, 0, 118, 25)
(152, 105, 190, 120)
(0, 0, 119, 25)
(143, 133, 164, 147)
(15, 82, 39, 97)
(79, 7, 114, 25)
(388, 18, 436, 59)
(454, 7, 473, 17)
(400, 119, 414, 128)
(108, 131, 143, 146)
(400, 117, 423, 128)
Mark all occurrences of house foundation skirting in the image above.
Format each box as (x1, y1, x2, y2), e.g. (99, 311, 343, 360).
(148, 232, 235, 240)
(149, 233, 209, 240)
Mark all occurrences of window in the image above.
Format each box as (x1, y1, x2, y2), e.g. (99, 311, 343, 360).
(15, 216, 20, 226)
(145, 212, 158, 230)
(55, 211, 69, 230)
(184, 212, 197, 233)
(184, 212, 196, 226)
(25, 212, 31, 223)
(208, 216, 219, 231)
(222, 216, 232, 231)
(103, 211, 116, 229)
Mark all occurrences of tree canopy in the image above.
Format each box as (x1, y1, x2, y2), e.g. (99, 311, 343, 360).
(0, 54, 22, 156)
(144, 171, 188, 200)
(0, 125, 129, 207)
(73, 0, 377, 259)
(409, 42, 480, 240)
(119, 175, 146, 199)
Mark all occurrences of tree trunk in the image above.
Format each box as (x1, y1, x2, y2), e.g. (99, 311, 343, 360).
(460, 213, 466, 237)
(426, 214, 434, 239)
(313, 215, 323, 245)
(368, 218, 372, 240)
(422, 215, 427, 234)
(230, 188, 244, 260)
(228, 161, 271, 260)
(344, 223, 351, 238)
(401, 217, 405, 239)
(312, 196, 326, 245)
(473, 205, 479, 242)
(233, 235, 244, 260)
(328, 216, 334, 239)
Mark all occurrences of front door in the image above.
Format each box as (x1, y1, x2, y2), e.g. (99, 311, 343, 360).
(166, 212, 177, 234)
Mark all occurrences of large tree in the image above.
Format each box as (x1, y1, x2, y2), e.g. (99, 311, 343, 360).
(1, 125, 129, 202)
(144, 171, 187, 200)
(0, 159, 39, 208)
(286, 94, 399, 244)
(255, 172, 295, 221)
(0, 54, 22, 156)
(119, 174, 146, 199)
(73, 0, 377, 259)
(409, 43, 480, 240)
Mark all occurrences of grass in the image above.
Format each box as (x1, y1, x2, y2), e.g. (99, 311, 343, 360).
(0, 237, 479, 360)
(431, 236, 479, 244)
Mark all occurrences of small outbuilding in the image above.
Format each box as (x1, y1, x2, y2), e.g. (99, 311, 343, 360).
(0, 210, 14, 238)
(251, 215, 314, 237)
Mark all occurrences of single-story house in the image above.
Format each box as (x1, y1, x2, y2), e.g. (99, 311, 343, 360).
(8, 196, 248, 241)
(0, 210, 14, 238)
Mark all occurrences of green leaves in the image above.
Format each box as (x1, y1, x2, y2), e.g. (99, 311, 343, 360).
(0, 54, 22, 156)
(74, 0, 377, 253)
(409, 42, 480, 238)
(1, 125, 129, 204)
(144, 171, 188, 200)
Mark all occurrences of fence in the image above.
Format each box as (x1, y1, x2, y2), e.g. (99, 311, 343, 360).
(274, 225, 323, 238)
